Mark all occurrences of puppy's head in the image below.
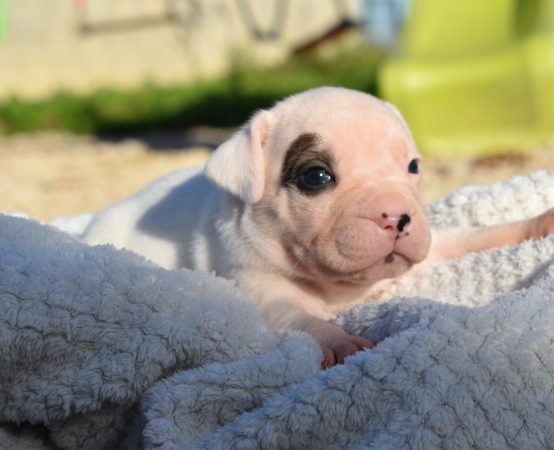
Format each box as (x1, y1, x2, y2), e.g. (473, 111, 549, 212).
(205, 87, 431, 285)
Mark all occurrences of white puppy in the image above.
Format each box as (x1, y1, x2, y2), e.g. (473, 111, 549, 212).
(83, 87, 554, 367)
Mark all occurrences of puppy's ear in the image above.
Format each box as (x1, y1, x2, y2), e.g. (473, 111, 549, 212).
(205, 110, 271, 204)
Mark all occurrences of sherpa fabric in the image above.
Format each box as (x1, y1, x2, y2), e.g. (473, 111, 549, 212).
(0, 171, 553, 449)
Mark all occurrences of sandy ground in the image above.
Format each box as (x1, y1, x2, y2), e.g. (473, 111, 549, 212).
(2, 130, 554, 221)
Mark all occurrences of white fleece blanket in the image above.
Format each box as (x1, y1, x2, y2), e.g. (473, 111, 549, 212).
(1, 171, 553, 450)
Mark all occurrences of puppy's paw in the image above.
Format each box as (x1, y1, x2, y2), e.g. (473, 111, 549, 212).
(531, 208, 554, 239)
(316, 325, 375, 369)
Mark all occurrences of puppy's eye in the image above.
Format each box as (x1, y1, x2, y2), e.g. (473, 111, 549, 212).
(408, 158, 420, 174)
(297, 166, 334, 193)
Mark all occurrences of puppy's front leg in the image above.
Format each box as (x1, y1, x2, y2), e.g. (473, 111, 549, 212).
(239, 273, 374, 368)
(425, 208, 554, 265)
(302, 317, 375, 369)
(263, 300, 375, 368)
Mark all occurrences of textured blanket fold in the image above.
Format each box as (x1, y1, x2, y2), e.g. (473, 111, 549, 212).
(1, 171, 553, 449)
(0, 217, 282, 449)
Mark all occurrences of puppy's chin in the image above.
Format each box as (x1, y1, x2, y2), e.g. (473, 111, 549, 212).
(308, 251, 414, 286)
(344, 253, 413, 284)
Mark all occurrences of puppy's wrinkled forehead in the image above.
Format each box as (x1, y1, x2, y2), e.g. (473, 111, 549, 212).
(273, 88, 405, 143)
(269, 87, 412, 162)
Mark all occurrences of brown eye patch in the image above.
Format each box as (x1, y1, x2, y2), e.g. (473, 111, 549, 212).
(280, 132, 336, 194)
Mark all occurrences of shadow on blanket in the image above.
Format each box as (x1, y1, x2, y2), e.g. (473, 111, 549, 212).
(1, 171, 553, 449)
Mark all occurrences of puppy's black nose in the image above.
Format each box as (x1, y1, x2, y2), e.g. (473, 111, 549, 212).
(396, 214, 411, 232)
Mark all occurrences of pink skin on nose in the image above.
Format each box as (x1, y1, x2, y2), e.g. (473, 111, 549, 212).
(373, 212, 411, 238)
(362, 191, 414, 239)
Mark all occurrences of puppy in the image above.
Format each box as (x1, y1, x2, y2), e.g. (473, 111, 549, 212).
(83, 87, 554, 367)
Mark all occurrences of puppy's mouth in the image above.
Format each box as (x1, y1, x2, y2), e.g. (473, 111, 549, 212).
(307, 249, 412, 285)
(384, 252, 395, 264)
(329, 253, 411, 285)
(361, 250, 410, 272)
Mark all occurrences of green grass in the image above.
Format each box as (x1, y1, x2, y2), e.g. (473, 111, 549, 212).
(0, 45, 383, 135)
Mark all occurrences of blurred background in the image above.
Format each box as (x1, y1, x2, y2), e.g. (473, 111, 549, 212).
(0, 0, 553, 220)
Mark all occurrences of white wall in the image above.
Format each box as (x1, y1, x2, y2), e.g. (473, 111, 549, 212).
(0, 0, 360, 99)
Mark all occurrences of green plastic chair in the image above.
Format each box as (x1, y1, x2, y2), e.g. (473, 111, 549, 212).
(378, 0, 554, 156)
